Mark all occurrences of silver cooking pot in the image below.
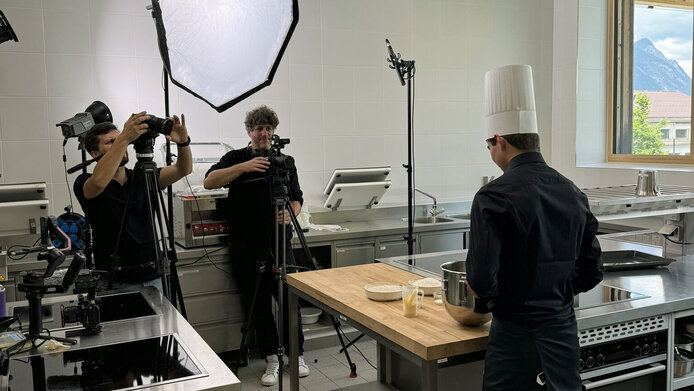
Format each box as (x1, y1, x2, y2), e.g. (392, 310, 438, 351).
(440, 260, 491, 327)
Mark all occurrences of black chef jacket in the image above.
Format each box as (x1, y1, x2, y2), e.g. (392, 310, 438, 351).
(466, 152, 603, 321)
(205, 147, 303, 248)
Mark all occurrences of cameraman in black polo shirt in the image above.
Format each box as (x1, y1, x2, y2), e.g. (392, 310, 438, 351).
(204, 105, 309, 386)
(74, 112, 192, 291)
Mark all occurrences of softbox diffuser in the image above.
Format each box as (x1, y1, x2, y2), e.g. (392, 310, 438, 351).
(150, 0, 298, 113)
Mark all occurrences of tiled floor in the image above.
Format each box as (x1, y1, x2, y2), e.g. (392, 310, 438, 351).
(234, 339, 378, 390)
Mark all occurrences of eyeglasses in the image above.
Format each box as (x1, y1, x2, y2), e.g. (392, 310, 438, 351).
(252, 125, 274, 133)
(486, 137, 497, 146)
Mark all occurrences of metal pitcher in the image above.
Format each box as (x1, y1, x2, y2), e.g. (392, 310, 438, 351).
(635, 170, 660, 197)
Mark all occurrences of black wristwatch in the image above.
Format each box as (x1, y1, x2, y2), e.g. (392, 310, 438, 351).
(176, 136, 191, 148)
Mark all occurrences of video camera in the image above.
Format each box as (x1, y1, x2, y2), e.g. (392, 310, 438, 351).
(267, 134, 294, 170)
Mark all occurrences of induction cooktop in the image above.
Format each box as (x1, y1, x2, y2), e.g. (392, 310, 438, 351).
(574, 284, 648, 310)
(8, 334, 206, 390)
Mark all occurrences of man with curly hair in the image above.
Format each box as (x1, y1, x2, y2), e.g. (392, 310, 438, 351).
(204, 105, 309, 386)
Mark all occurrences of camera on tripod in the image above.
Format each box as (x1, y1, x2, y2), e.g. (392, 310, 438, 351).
(131, 114, 173, 157)
(267, 135, 294, 170)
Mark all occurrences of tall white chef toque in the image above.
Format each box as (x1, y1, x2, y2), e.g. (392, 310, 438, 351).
(484, 64, 538, 140)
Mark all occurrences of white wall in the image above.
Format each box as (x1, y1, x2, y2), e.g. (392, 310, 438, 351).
(0, 0, 554, 214)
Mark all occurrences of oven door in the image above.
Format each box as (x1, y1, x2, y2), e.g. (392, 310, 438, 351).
(581, 356, 666, 391)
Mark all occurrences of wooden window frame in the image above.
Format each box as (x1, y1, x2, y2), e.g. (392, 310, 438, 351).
(607, 0, 694, 163)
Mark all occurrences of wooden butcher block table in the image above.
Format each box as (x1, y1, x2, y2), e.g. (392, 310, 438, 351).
(287, 262, 491, 391)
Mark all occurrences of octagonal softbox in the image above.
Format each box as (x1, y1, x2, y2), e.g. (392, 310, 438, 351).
(150, 0, 298, 113)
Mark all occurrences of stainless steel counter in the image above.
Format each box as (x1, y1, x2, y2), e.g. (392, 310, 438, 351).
(378, 250, 694, 331)
(6, 287, 240, 390)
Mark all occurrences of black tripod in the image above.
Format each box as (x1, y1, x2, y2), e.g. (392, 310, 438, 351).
(231, 159, 359, 389)
(106, 137, 186, 317)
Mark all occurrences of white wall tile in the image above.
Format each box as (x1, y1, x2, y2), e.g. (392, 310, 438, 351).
(42, 0, 88, 11)
(354, 101, 385, 135)
(323, 136, 354, 172)
(290, 136, 324, 173)
(88, 0, 149, 16)
(49, 138, 81, 183)
(1, 140, 51, 183)
(93, 56, 137, 101)
(353, 67, 383, 101)
(323, 66, 353, 101)
(89, 13, 136, 56)
(288, 26, 322, 66)
(0, 52, 47, 96)
(46, 54, 94, 97)
(353, 135, 386, 167)
(323, 101, 354, 134)
(0, 8, 44, 53)
(290, 100, 324, 138)
(1, 0, 41, 8)
(297, 0, 321, 29)
(290, 64, 323, 101)
(0, 97, 49, 141)
(43, 8, 90, 55)
(133, 16, 160, 59)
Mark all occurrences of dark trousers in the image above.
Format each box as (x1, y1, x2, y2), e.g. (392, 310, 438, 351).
(231, 245, 305, 358)
(483, 313, 582, 391)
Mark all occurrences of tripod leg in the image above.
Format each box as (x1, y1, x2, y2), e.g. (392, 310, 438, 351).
(331, 315, 357, 378)
(234, 264, 265, 370)
(339, 333, 365, 353)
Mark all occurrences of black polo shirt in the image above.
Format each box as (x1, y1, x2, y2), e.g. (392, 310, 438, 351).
(206, 147, 303, 248)
(74, 168, 160, 283)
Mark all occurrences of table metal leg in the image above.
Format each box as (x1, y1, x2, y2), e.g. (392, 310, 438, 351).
(289, 288, 299, 391)
(421, 359, 438, 391)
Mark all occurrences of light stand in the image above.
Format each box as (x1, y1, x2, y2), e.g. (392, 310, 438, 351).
(386, 39, 417, 259)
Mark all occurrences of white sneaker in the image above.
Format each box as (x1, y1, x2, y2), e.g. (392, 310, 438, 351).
(298, 355, 310, 377)
(260, 355, 279, 386)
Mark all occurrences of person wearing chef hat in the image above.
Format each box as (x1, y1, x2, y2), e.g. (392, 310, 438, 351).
(465, 65, 603, 390)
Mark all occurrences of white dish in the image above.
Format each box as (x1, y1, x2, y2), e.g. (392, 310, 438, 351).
(408, 277, 442, 296)
(364, 282, 403, 301)
(300, 307, 323, 324)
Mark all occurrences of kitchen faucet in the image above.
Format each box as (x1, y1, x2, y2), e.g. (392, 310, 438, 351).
(414, 188, 444, 217)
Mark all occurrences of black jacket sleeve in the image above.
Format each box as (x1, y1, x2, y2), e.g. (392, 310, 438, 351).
(571, 206, 603, 294)
(465, 189, 506, 299)
(288, 165, 304, 206)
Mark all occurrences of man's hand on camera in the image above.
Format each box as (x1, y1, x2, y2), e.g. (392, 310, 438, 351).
(165, 114, 188, 144)
(242, 157, 271, 173)
(277, 209, 292, 225)
(120, 111, 149, 143)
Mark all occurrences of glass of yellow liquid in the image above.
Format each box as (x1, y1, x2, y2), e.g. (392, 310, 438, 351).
(402, 286, 423, 317)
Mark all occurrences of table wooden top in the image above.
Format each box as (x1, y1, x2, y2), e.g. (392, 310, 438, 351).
(287, 263, 490, 360)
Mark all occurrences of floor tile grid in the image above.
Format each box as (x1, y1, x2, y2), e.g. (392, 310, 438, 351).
(236, 340, 378, 390)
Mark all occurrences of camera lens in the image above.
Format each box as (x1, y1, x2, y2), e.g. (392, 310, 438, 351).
(61, 304, 82, 326)
(144, 115, 173, 135)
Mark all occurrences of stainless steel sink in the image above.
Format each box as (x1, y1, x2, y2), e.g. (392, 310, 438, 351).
(445, 213, 470, 220)
(413, 216, 455, 224)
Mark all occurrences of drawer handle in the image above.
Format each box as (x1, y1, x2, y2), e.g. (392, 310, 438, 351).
(177, 269, 200, 276)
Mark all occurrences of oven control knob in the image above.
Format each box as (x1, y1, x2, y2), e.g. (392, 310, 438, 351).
(579, 359, 585, 370)
(633, 346, 641, 357)
(642, 344, 651, 355)
(586, 356, 595, 368)
(651, 342, 659, 353)
(596, 354, 605, 366)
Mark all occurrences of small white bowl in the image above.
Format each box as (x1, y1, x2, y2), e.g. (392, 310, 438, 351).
(300, 307, 323, 324)
(408, 277, 442, 296)
(364, 282, 403, 301)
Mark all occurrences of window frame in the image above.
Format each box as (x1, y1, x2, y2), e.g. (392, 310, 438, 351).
(607, 0, 694, 163)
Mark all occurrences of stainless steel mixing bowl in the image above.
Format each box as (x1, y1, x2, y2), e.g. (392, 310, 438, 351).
(440, 260, 491, 327)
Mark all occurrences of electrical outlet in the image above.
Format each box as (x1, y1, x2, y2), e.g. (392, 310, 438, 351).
(666, 219, 684, 241)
